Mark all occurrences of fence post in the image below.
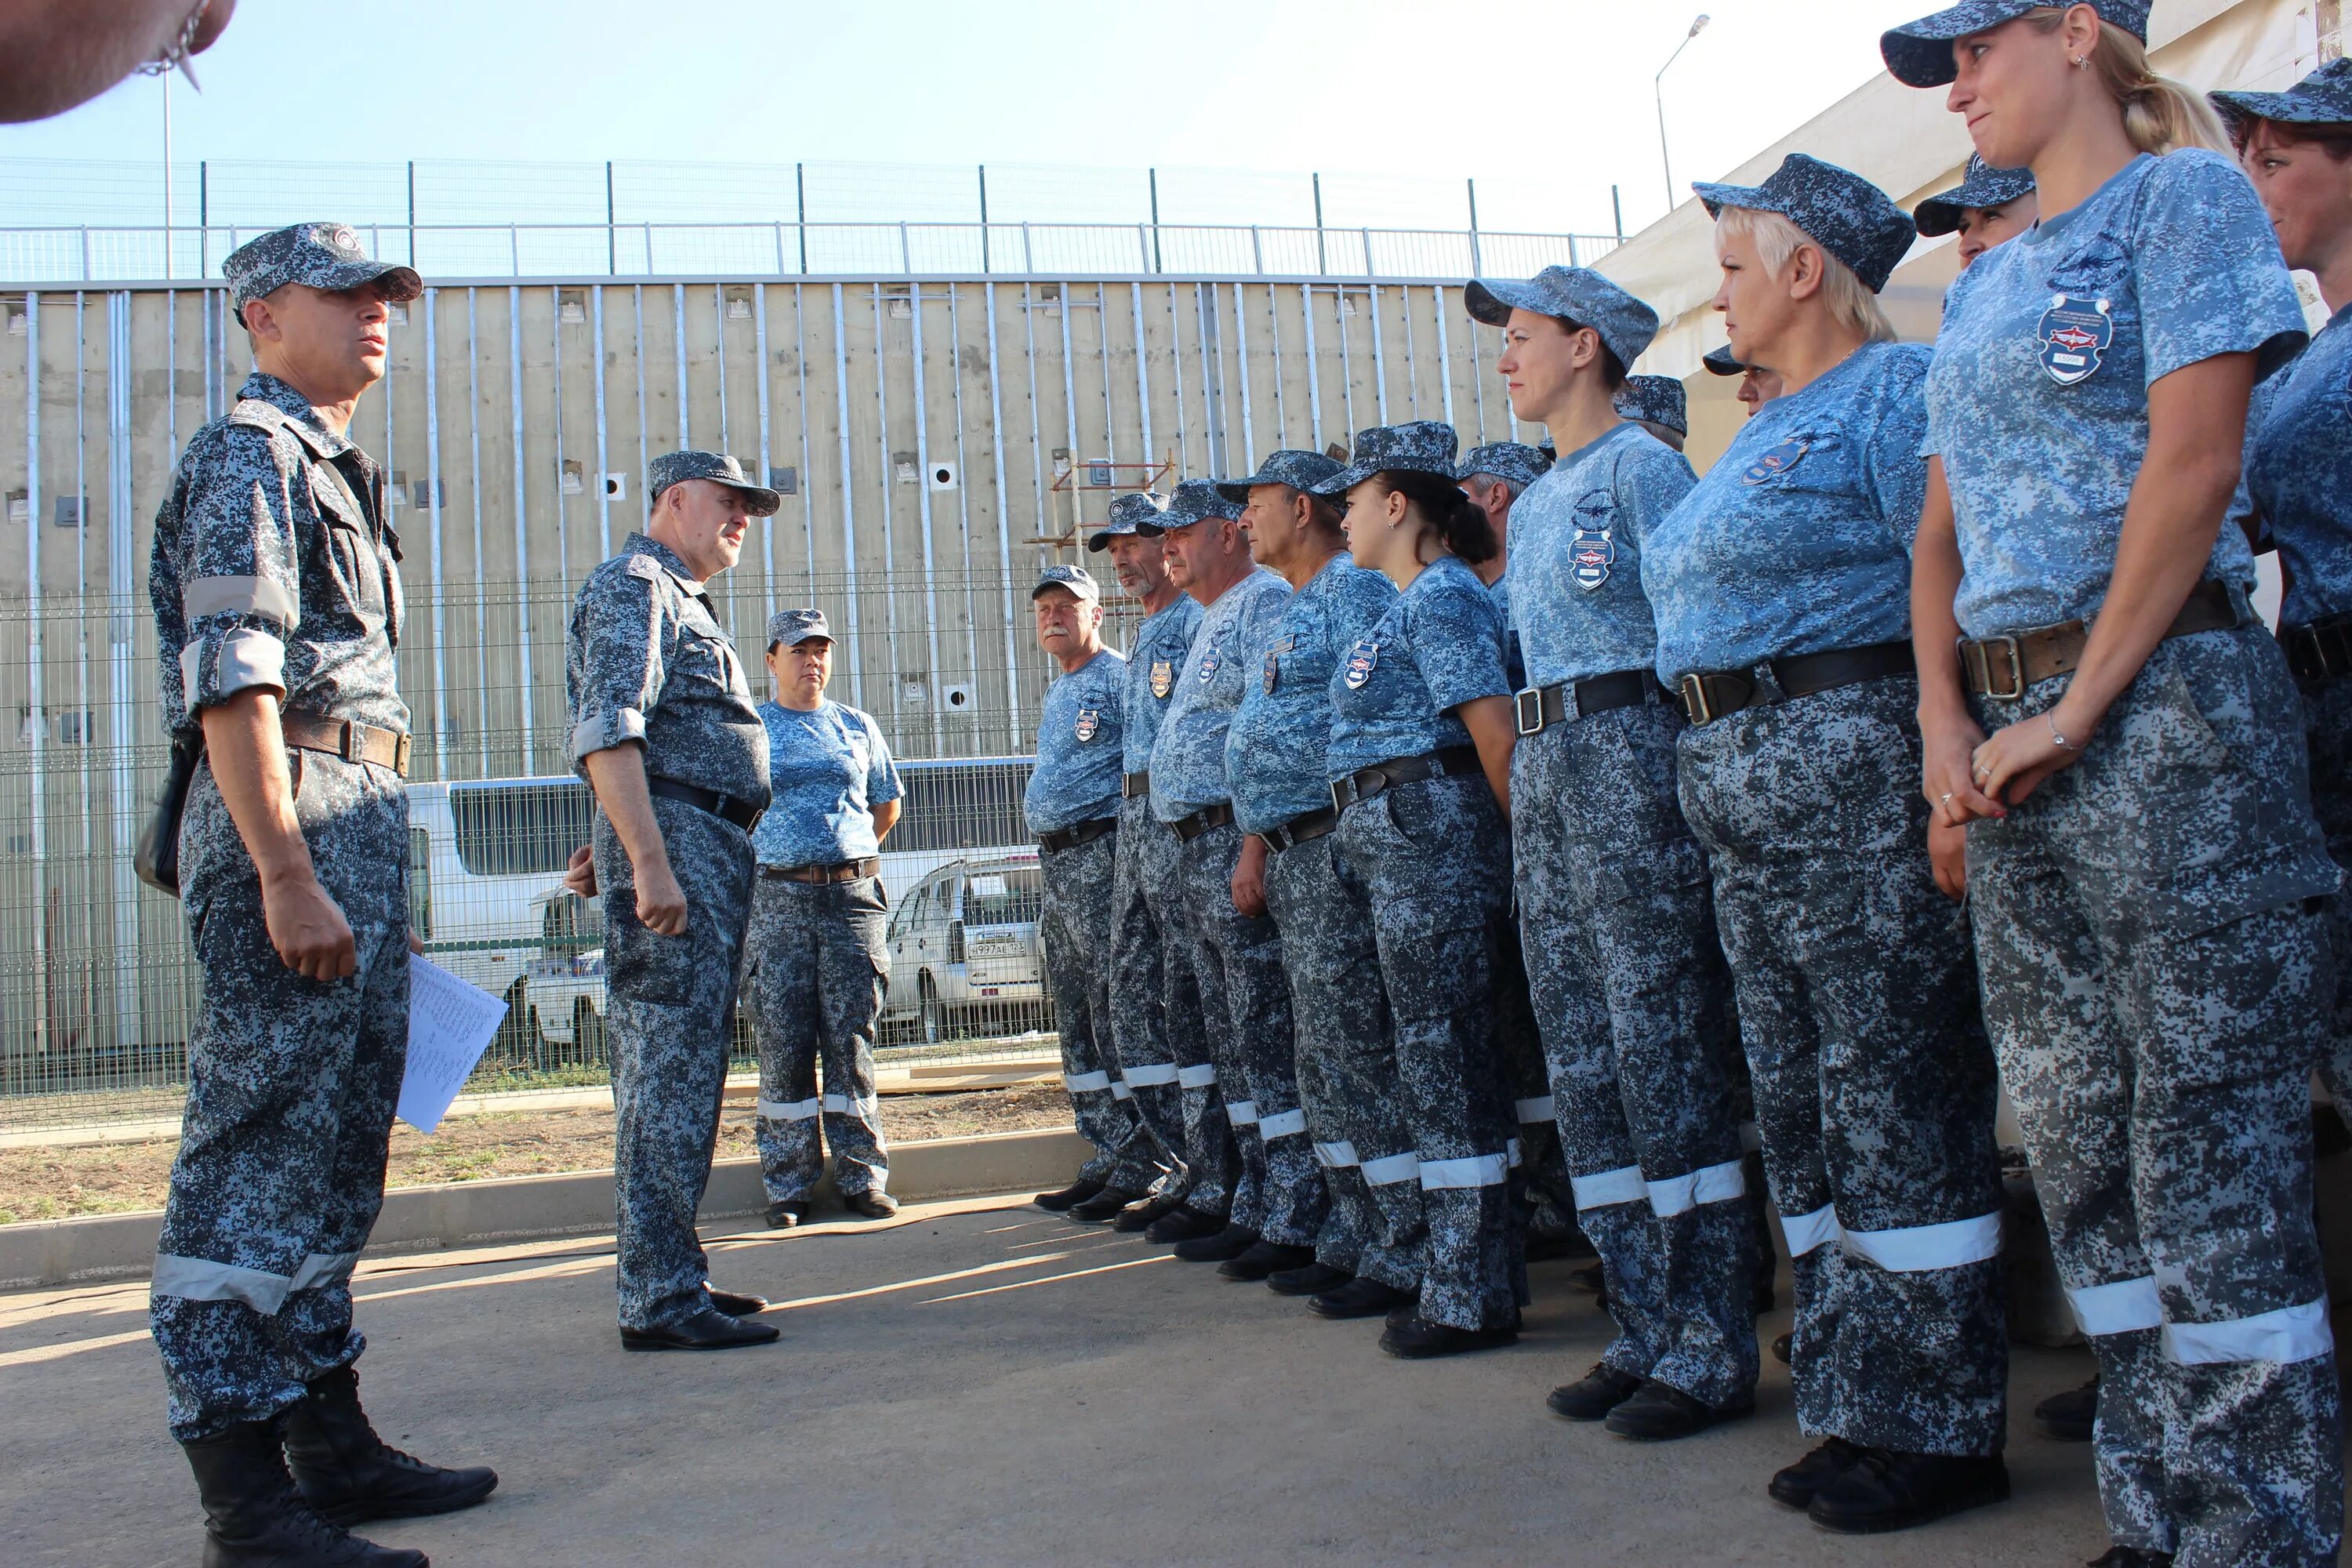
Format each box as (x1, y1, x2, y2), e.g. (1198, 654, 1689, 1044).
(509, 222, 520, 277)
(1149, 167, 1163, 274)
(605, 160, 617, 275)
(899, 220, 912, 274)
(642, 220, 652, 274)
(774, 222, 786, 275)
(1361, 226, 1372, 281)
(1466, 177, 1482, 276)
(199, 159, 209, 277)
(1022, 221, 1033, 273)
(1312, 172, 1327, 276)
(978, 164, 990, 274)
(1612, 183, 1624, 242)
(81, 226, 89, 281)
(796, 162, 808, 274)
(407, 159, 416, 268)
(1250, 225, 1263, 275)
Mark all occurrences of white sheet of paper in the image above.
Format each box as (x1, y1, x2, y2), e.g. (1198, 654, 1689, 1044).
(397, 955, 510, 1134)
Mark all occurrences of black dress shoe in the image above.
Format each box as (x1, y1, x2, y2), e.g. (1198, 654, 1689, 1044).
(1771, 1331, 1792, 1366)
(843, 1189, 900, 1220)
(1112, 1192, 1188, 1232)
(619, 1307, 782, 1352)
(1806, 1448, 2009, 1534)
(1547, 1363, 1645, 1421)
(1385, 1301, 1420, 1330)
(2087, 1548, 2175, 1567)
(704, 1285, 768, 1317)
(2034, 1375, 2099, 1443)
(1267, 1261, 1352, 1298)
(1145, 1207, 1226, 1244)
(1603, 1379, 1755, 1440)
(765, 1200, 810, 1229)
(1034, 1178, 1106, 1212)
(1767, 1437, 1865, 1508)
(1173, 1224, 1260, 1263)
(1218, 1240, 1316, 1281)
(1379, 1314, 1519, 1359)
(1310, 1277, 1417, 1319)
(1065, 1186, 1143, 1222)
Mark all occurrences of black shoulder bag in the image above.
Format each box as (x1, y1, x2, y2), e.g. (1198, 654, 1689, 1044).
(135, 731, 204, 898)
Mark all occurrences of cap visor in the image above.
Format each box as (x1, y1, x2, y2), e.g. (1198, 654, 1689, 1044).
(1213, 479, 1257, 503)
(1307, 463, 1379, 496)
(1690, 180, 1770, 220)
(1463, 278, 1539, 325)
(1083, 530, 1117, 552)
(325, 259, 425, 304)
(713, 477, 782, 516)
(1879, 3, 1996, 89)
(1702, 349, 1744, 376)
(2212, 87, 2345, 126)
(1913, 198, 1962, 238)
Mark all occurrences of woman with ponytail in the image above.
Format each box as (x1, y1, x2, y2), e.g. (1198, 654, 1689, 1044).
(1890, 5, 2339, 1564)
(1300, 421, 1523, 1360)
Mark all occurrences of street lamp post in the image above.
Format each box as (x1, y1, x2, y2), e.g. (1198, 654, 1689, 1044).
(1656, 13, 1712, 214)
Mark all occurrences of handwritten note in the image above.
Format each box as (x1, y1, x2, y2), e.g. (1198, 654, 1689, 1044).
(397, 955, 510, 1133)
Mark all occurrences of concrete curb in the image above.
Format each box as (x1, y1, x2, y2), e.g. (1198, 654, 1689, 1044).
(0, 1127, 1090, 1293)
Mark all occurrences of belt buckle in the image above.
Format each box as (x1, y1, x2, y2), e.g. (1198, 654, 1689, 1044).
(1514, 687, 1543, 737)
(1677, 673, 1713, 727)
(337, 720, 365, 763)
(393, 732, 412, 775)
(1977, 634, 2026, 700)
(1329, 779, 1354, 813)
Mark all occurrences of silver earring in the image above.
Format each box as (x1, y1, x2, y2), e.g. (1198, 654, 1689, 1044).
(2073, 55, 2090, 69)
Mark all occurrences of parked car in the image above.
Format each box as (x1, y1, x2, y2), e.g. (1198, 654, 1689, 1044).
(879, 855, 1049, 1045)
(526, 886, 607, 1058)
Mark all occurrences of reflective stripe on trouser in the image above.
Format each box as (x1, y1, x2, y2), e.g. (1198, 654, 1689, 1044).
(1039, 829, 1165, 1194)
(1515, 706, 1759, 1410)
(1334, 772, 1519, 1331)
(596, 797, 757, 1332)
(1178, 821, 1327, 1245)
(2301, 670, 2352, 1113)
(1492, 914, 1581, 1243)
(152, 755, 409, 1443)
(1678, 675, 2009, 1457)
(746, 874, 892, 1202)
(1105, 793, 1195, 1189)
(1264, 833, 1425, 1288)
(1971, 630, 2343, 1565)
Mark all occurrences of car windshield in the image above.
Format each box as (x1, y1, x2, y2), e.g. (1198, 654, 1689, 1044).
(961, 868, 1041, 927)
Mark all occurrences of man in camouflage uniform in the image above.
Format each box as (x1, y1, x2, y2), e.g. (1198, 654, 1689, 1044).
(566, 450, 778, 1352)
(149, 223, 495, 1568)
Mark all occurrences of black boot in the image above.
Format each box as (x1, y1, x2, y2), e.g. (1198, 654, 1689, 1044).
(1806, 1447, 2010, 1534)
(1218, 1240, 1316, 1281)
(2034, 1376, 2099, 1443)
(1065, 1186, 1143, 1223)
(1766, 1436, 1865, 1508)
(1308, 1276, 1416, 1319)
(283, 1367, 499, 1526)
(1111, 1191, 1188, 1232)
(1266, 1261, 1352, 1298)
(1172, 1223, 1260, 1263)
(183, 1419, 427, 1567)
(1545, 1363, 1644, 1422)
(1034, 1178, 1106, 1212)
(1144, 1206, 1225, 1244)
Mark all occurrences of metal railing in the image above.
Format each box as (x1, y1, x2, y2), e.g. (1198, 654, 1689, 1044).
(0, 220, 1621, 288)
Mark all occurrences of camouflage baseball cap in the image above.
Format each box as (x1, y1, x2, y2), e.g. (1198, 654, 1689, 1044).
(1882, 1, 2149, 89)
(1032, 564, 1102, 603)
(1614, 376, 1690, 437)
(1914, 155, 2038, 238)
(1134, 477, 1246, 535)
(1086, 490, 1173, 551)
(648, 450, 781, 516)
(223, 222, 423, 327)
(1215, 449, 1347, 503)
(1463, 267, 1661, 373)
(765, 608, 831, 648)
(1307, 421, 1461, 496)
(1694, 154, 1916, 294)
(1703, 346, 1746, 377)
(1456, 441, 1552, 489)
(2212, 58, 2352, 132)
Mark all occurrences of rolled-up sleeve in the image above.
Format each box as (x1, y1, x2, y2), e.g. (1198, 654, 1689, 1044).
(569, 565, 666, 763)
(865, 715, 903, 805)
(179, 435, 303, 715)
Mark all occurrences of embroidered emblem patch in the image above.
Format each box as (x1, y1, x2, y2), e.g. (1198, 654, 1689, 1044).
(1197, 648, 1220, 684)
(1263, 648, 1281, 695)
(1570, 528, 1616, 591)
(1149, 659, 1174, 699)
(1074, 708, 1100, 742)
(1740, 439, 1811, 486)
(1344, 640, 1378, 691)
(2038, 294, 2114, 387)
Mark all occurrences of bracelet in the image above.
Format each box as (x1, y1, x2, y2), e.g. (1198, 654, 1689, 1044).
(2047, 712, 2081, 753)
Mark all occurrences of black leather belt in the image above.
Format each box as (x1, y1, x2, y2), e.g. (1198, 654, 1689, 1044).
(1675, 641, 1914, 728)
(762, 857, 880, 884)
(646, 775, 764, 833)
(1514, 670, 1666, 736)
(1330, 744, 1483, 813)
(1039, 817, 1119, 855)
(279, 713, 412, 778)
(1258, 807, 1338, 854)
(1962, 579, 2240, 698)
(1171, 802, 1236, 843)
(1121, 770, 1152, 800)
(2285, 615, 2352, 684)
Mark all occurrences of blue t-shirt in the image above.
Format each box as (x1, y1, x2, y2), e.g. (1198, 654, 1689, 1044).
(2246, 301, 2352, 630)
(1647, 339, 1931, 682)
(1328, 554, 1510, 777)
(1226, 556, 1398, 834)
(750, 699, 901, 869)
(1121, 593, 1206, 775)
(1150, 569, 1293, 821)
(1927, 151, 2308, 638)
(1512, 422, 1697, 688)
(1025, 648, 1127, 836)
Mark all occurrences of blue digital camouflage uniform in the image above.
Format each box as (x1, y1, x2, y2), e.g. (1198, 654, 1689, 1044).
(1318, 514, 1520, 1332)
(1929, 147, 2339, 1563)
(1150, 543, 1326, 1246)
(1028, 635, 1163, 1196)
(1648, 338, 2010, 1458)
(746, 678, 902, 1203)
(1613, 376, 1690, 440)
(1913, 154, 2038, 240)
(1231, 552, 1417, 1282)
(568, 497, 772, 1333)
(1508, 417, 1757, 1410)
(147, 368, 416, 1443)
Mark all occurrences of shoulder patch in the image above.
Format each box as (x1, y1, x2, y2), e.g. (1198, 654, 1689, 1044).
(625, 555, 663, 582)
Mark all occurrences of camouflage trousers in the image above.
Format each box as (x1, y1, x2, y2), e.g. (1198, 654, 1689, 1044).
(1261, 830, 1426, 1290)
(1678, 674, 2009, 1457)
(1039, 828, 1164, 1194)
(1515, 702, 1758, 1410)
(746, 873, 891, 1201)
(152, 753, 409, 1443)
(1973, 626, 2343, 1566)
(1331, 772, 1520, 1331)
(1106, 793, 1204, 1199)
(1491, 914, 1581, 1243)
(1177, 821, 1327, 1245)
(596, 795, 754, 1332)
(2299, 664, 2352, 1111)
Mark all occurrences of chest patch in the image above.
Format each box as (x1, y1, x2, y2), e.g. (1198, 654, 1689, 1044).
(2038, 295, 2114, 387)
(1197, 648, 1220, 684)
(1344, 640, 1379, 691)
(1149, 659, 1174, 700)
(1074, 708, 1101, 742)
(1740, 439, 1811, 486)
(1570, 528, 1616, 591)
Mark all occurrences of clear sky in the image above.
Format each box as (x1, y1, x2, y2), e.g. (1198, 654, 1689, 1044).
(2, 0, 1943, 238)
